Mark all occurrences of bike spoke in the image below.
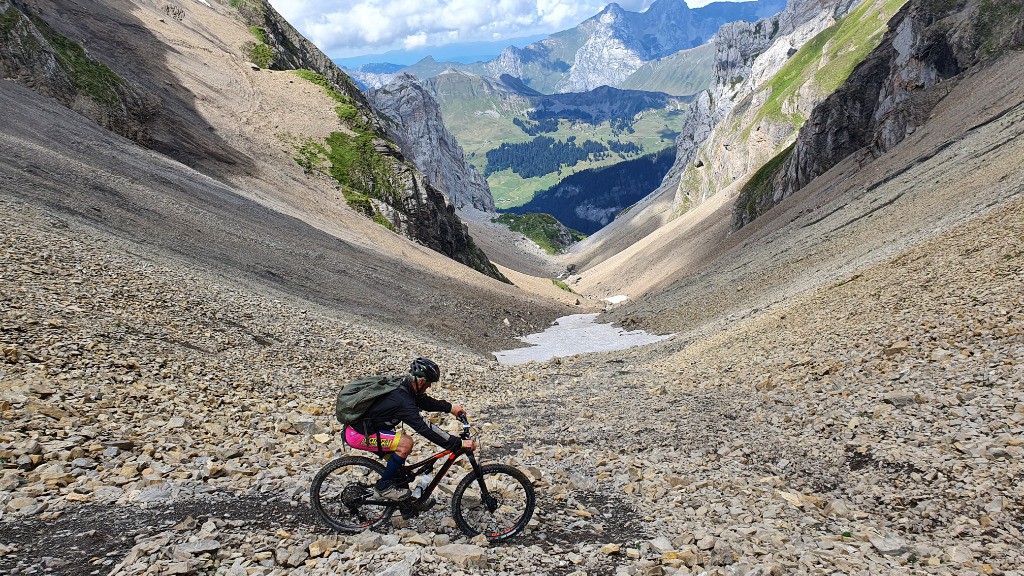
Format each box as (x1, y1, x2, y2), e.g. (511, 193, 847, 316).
(311, 457, 396, 533)
(453, 465, 535, 541)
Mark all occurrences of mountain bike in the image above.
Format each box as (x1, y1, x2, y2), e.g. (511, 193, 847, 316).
(309, 415, 536, 542)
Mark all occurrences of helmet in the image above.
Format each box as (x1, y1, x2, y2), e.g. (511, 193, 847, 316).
(410, 357, 441, 383)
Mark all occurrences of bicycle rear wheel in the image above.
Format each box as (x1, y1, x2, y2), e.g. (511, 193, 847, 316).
(310, 456, 395, 533)
(451, 463, 535, 541)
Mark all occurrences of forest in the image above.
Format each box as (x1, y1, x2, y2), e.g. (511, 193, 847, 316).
(484, 136, 608, 178)
(504, 147, 676, 234)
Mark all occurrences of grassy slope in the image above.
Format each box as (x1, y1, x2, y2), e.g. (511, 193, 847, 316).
(748, 0, 910, 134)
(619, 43, 716, 96)
(493, 213, 586, 254)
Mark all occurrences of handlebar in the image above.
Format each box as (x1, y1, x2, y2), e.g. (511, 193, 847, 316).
(457, 413, 471, 439)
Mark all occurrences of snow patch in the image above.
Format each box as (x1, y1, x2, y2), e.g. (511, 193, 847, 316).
(603, 295, 630, 305)
(493, 313, 673, 365)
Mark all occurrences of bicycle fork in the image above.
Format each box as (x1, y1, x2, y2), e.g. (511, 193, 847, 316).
(467, 452, 499, 513)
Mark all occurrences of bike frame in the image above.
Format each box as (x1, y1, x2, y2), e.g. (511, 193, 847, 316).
(362, 418, 498, 513)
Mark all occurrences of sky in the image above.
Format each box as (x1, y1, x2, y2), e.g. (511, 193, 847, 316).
(267, 0, 752, 60)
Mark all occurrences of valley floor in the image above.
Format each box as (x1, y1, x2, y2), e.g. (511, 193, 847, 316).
(1, 192, 1022, 575)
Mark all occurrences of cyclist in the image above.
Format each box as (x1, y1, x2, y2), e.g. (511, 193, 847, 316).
(344, 357, 476, 501)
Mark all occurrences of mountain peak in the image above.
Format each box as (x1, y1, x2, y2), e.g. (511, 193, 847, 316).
(645, 0, 691, 16)
(598, 2, 626, 19)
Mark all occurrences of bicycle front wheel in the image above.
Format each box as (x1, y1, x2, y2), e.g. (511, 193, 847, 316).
(310, 456, 395, 533)
(452, 463, 535, 541)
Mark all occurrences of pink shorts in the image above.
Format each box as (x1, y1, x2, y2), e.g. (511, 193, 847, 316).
(345, 426, 402, 453)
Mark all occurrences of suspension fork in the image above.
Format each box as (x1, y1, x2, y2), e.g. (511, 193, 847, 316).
(467, 452, 499, 512)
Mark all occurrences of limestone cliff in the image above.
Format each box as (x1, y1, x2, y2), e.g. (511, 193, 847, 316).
(658, 0, 862, 212)
(744, 0, 1024, 223)
(369, 74, 496, 213)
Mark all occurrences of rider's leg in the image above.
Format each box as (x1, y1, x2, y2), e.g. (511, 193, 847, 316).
(376, 435, 414, 494)
(394, 435, 413, 458)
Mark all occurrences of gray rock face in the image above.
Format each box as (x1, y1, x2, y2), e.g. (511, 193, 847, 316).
(234, 1, 506, 281)
(0, 0, 154, 144)
(766, 0, 1024, 219)
(369, 74, 496, 213)
(372, 149, 508, 282)
(653, 0, 859, 206)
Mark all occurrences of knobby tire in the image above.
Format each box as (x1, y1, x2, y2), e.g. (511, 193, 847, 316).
(310, 456, 395, 533)
(451, 463, 535, 542)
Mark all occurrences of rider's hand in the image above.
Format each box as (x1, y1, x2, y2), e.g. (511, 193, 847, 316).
(451, 404, 467, 418)
(462, 439, 476, 451)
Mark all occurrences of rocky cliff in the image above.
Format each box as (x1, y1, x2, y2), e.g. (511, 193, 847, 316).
(369, 74, 496, 212)
(0, 0, 506, 282)
(744, 0, 1024, 223)
(658, 0, 863, 212)
(0, 0, 154, 143)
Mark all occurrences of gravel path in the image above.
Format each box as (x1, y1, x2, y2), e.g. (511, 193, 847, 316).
(3, 192, 1021, 575)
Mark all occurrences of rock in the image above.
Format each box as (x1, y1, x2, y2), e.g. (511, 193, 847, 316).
(946, 546, 974, 564)
(377, 561, 413, 576)
(175, 539, 221, 556)
(133, 486, 172, 504)
(436, 544, 487, 568)
(601, 543, 621, 555)
(352, 532, 383, 551)
(104, 440, 135, 451)
(403, 533, 430, 546)
(7, 496, 38, 512)
(164, 561, 192, 574)
(650, 536, 674, 553)
(308, 537, 342, 557)
(882, 392, 917, 407)
(869, 535, 908, 556)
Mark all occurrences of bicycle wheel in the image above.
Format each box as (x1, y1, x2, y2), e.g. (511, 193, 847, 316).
(310, 456, 396, 533)
(452, 463, 535, 541)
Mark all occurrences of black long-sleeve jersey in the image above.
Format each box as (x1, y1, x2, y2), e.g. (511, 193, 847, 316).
(359, 377, 460, 451)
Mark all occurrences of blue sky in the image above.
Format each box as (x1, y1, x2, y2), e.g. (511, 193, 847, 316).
(268, 0, 752, 59)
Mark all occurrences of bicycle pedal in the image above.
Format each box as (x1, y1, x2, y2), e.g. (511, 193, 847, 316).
(399, 504, 420, 519)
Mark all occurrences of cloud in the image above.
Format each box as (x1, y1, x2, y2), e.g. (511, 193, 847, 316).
(403, 31, 428, 49)
(267, 0, 659, 57)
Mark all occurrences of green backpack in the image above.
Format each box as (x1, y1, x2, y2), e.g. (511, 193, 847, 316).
(334, 375, 401, 425)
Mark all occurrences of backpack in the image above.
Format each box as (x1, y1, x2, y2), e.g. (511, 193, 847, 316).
(334, 375, 401, 425)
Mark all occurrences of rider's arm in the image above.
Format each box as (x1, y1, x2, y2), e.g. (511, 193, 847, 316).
(414, 393, 452, 414)
(396, 399, 462, 451)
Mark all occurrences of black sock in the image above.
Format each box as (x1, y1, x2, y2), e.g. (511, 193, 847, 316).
(376, 453, 405, 489)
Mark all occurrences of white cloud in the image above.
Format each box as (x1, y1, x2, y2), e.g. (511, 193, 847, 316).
(267, 0, 752, 57)
(268, 0, 650, 57)
(403, 31, 428, 49)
